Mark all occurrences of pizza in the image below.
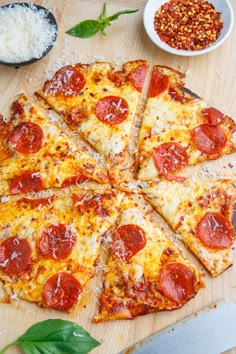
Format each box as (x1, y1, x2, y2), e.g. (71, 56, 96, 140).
(36, 60, 149, 180)
(0, 93, 108, 196)
(136, 65, 236, 182)
(94, 196, 203, 322)
(0, 187, 123, 311)
(144, 179, 236, 277)
(0, 60, 235, 322)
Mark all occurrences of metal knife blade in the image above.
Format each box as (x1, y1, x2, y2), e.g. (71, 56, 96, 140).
(119, 300, 236, 354)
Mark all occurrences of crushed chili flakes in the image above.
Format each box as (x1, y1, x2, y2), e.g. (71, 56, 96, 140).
(154, 0, 223, 51)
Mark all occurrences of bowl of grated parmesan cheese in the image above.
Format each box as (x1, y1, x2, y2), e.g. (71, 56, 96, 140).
(0, 3, 57, 66)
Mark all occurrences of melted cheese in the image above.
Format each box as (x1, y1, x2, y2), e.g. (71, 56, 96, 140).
(94, 196, 202, 322)
(0, 93, 108, 196)
(0, 188, 123, 306)
(37, 61, 148, 174)
(0, 4, 57, 63)
(144, 179, 236, 277)
(137, 72, 236, 181)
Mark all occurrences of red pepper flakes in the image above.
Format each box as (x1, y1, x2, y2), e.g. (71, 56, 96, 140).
(154, 0, 223, 51)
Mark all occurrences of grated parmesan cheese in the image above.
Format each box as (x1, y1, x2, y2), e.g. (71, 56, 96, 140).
(0, 4, 57, 63)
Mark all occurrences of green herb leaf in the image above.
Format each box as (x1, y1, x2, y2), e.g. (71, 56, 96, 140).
(0, 319, 100, 354)
(66, 19, 102, 38)
(66, 1, 139, 38)
(106, 9, 139, 23)
(98, 0, 107, 22)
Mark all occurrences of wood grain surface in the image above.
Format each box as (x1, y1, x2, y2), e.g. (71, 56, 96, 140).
(0, 1, 235, 353)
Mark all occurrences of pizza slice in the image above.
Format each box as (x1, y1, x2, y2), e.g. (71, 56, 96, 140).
(137, 65, 236, 182)
(144, 179, 236, 277)
(93, 196, 203, 322)
(36, 60, 149, 179)
(0, 93, 109, 197)
(0, 188, 123, 311)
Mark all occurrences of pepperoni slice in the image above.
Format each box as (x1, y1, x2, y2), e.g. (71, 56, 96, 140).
(169, 87, 185, 103)
(61, 174, 89, 188)
(12, 100, 24, 117)
(10, 172, 43, 194)
(43, 272, 82, 311)
(8, 122, 43, 154)
(0, 236, 32, 274)
(74, 194, 109, 218)
(148, 67, 169, 97)
(192, 124, 227, 155)
(95, 96, 129, 125)
(18, 196, 54, 209)
(44, 65, 85, 96)
(39, 224, 76, 260)
(128, 64, 148, 92)
(64, 107, 85, 126)
(159, 263, 195, 303)
(196, 212, 234, 249)
(153, 142, 188, 181)
(201, 107, 226, 125)
(112, 224, 146, 262)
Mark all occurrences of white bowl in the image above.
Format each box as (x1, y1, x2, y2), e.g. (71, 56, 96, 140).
(143, 0, 234, 56)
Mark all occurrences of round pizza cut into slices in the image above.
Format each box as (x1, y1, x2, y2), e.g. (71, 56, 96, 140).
(0, 60, 235, 325)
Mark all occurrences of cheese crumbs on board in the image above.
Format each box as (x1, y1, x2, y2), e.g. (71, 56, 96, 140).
(0, 3, 57, 63)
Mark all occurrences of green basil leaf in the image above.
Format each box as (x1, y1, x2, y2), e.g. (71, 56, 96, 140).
(0, 319, 100, 354)
(98, 1, 107, 22)
(101, 23, 110, 36)
(65, 1, 139, 39)
(66, 19, 101, 38)
(106, 9, 139, 22)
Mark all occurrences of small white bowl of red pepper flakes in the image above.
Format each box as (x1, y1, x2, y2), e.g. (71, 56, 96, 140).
(143, 0, 234, 56)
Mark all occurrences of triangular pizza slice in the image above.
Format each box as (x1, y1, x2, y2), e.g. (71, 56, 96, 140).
(137, 65, 236, 182)
(36, 60, 149, 179)
(144, 179, 236, 277)
(0, 188, 123, 311)
(94, 196, 203, 322)
(0, 93, 108, 196)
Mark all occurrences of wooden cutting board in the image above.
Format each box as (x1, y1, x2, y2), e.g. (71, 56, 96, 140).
(0, 1, 235, 353)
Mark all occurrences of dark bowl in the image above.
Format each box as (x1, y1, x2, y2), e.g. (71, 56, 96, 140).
(0, 2, 58, 67)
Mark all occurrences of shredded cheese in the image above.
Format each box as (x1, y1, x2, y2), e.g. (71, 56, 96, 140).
(0, 4, 57, 63)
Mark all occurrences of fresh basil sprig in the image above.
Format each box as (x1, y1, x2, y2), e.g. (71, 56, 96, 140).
(66, 1, 139, 38)
(0, 319, 100, 354)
